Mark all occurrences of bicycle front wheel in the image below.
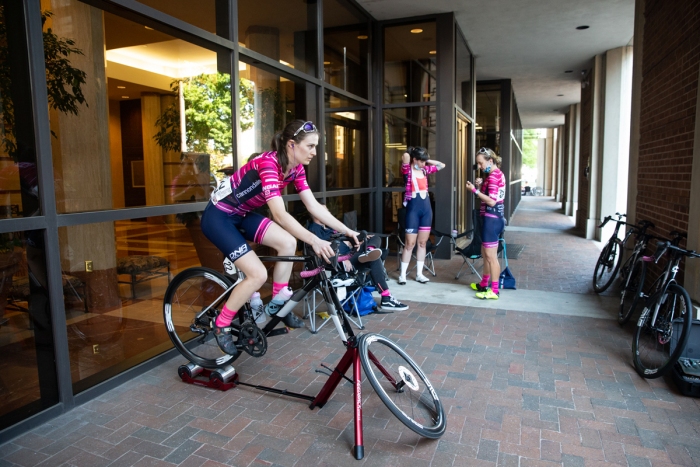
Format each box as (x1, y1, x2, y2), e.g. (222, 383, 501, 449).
(593, 238, 622, 293)
(619, 257, 646, 325)
(164, 267, 235, 368)
(358, 333, 446, 439)
(632, 283, 692, 378)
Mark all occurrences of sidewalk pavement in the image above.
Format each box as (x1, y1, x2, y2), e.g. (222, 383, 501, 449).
(1, 197, 699, 467)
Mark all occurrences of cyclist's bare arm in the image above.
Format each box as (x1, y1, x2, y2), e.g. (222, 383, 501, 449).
(266, 197, 336, 262)
(299, 191, 361, 247)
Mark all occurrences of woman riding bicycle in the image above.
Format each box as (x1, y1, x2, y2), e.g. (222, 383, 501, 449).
(201, 120, 360, 357)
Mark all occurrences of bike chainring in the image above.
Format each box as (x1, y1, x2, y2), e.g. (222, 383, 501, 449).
(238, 320, 267, 357)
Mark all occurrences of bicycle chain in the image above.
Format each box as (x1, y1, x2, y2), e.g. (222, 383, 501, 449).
(238, 320, 267, 357)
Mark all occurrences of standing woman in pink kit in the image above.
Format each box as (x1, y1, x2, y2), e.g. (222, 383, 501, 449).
(200, 120, 360, 357)
(465, 147, 506, 299)
(398, 146, 445, 284)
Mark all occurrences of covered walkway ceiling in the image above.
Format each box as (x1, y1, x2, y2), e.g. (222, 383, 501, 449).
(357, 0, 635, 129)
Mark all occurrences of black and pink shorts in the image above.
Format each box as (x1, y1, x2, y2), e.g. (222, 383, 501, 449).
(200, 202, 272, 262)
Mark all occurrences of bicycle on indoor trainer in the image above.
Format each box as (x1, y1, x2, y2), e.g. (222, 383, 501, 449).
(163, 232, 446, 459)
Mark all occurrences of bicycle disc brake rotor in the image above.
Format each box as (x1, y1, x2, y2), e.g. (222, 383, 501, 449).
(238, 320, 267, 357)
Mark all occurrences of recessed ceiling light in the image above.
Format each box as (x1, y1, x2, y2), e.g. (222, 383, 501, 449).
(323, 61, 331, 65)
(429, 50, 437, 55)
(144, 26, 154, 30)
(576, 25, 589, 30)
(121, 96, 129, 99)
(357, 35, 368, 40)
(550, 119, 554, 121)
(564, 70, 573, 73)
(410, 28, 423, 34)
(117, 86, 126, 89)
(557, 94, 564, 97)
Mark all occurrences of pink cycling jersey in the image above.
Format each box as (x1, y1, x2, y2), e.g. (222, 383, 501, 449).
(211, 151, 309, 215)
(479, 168, 506, 218)
(401, 163, 439, 205)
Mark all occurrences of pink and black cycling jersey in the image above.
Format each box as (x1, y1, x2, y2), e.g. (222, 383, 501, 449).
(480, 168, 506, 218)
(401, 163, 439, 205)
(210, 151, 309, 216)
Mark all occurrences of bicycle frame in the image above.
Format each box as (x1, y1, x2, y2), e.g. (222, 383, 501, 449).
(640, 251, 682, 329)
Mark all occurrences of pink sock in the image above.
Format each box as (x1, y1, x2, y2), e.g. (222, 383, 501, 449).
(479, 275, 490, 288)
(381, 289, 391, 297)
(272, 282, 288, 297)
(215, 303, 237, 327)
(491, 281, 499, 295)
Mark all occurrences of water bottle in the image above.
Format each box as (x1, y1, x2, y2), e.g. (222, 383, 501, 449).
(451, 229, 458, 238)
(265, 286, 294, 316)
(250, 292, 266, 324)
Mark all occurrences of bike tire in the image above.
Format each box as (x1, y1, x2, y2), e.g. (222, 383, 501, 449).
(358, 333, 446, 439)
(593, 238, 622, 293)
(632, 283, 692, 379)
(164, 267, 236, 368)
(619, 257, 646, 325)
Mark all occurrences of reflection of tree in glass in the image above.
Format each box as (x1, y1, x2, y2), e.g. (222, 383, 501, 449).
(155, 73, 254, 174)
(0, 9, 87, 157)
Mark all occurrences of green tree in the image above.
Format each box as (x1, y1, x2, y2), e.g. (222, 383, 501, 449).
(522, 129, 539, 169)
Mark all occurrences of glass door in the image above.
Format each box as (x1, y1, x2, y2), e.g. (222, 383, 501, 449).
(455, 113, 471, 233)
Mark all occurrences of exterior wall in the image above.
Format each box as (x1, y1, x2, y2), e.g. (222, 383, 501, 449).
(576, 72, 593, 232)
(636, 0, 699, 238)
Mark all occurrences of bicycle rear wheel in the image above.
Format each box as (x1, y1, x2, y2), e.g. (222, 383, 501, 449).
(619, 257, 646, 325)
(632, 283, 692, 378)
(358, 333, 445, 439)
(593, 238, 622, 293)
(164, 267, 235, 368)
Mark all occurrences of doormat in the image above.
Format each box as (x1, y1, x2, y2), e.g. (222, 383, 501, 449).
(506, 244, 525, 259)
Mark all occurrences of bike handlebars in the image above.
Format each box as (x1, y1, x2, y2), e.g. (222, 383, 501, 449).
(653, 240, 700, 264)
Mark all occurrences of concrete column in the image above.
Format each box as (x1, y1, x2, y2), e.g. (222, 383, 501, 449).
(141, 93, 165, 207)
(685, 63, 700, 305)
(586, 54, 604, 240)
(46, 1, 119, 309)
(539, 132, 545, 195)
(544, 128, 554, 196)
(626, 0, 645, 226)
(597, 46, 633, 242)
(556, 125, 565, 202)
(565, 104, 580, 217)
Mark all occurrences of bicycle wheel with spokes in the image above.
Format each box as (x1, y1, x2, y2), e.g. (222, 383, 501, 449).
(164, 267, 235, 368)
(358, 333, 446, 439)
(632, 283, 692, 378)
(619, 257, 646, 325)
(593, 238, 622, 293)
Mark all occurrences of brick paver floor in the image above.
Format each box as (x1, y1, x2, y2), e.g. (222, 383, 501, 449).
(1, 197, 699, 467)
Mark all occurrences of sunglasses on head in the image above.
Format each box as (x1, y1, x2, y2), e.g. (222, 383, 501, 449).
(477, 147, 491, 155)
(292, 121, 317, 138)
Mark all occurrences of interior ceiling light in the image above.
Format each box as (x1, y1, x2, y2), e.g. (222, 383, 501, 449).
(429, 50, 437, 55)
(117, 85, 126, 89)
(144, 26, 154, 30)
(576, 25, 589, 30)
(357, 35, 368, 40)
(564, 70, 573, 73)
(121, 96, 129, 99)
(323, 61, 331, 65)
(410, 28, 423, 34)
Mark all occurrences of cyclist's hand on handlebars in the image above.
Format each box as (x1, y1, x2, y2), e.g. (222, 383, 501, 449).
(310, 236, 336, 263)
(346, 230, 362, 248)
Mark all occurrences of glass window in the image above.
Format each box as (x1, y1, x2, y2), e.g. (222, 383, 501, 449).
(60, 213, 224, 393)
(476, 83, 502, 154)
(456, 33, 472, 114)
(238, 62, 318, 192)
(384, 22, 436, 104)
(323, 0, 370, 99)
(238, 0, 317, 76)
(383, 107, 436, 187)
(0, 229, 59, 430)
(135, 0, 220, 37)
(0, 5, 41, 218)
(326, 193, 371, 231)
(42, 3, 231, 213)
(324, 92, 368, 190)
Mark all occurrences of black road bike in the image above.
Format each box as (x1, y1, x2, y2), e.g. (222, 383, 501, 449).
(617, 220, 658, 324)
(594, 213, 635, 293)
(632, 235, 699, 379)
